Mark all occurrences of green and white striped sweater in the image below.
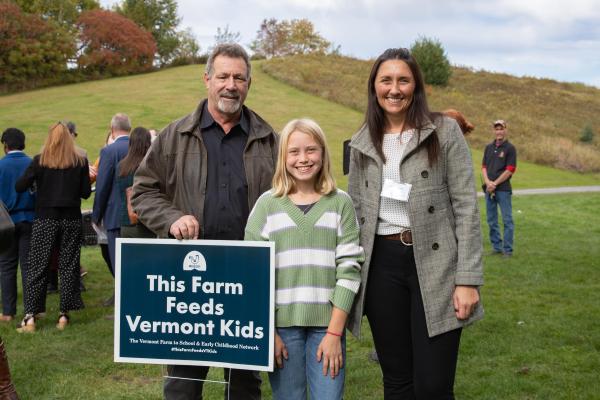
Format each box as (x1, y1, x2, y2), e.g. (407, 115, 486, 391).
(245, 189, 364, 328)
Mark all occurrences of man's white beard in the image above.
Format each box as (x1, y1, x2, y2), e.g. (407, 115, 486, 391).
(217, 97, 242, 114)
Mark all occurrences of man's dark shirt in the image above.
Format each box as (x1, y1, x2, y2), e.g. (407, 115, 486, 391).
(200, 104, 249, 240)
(482, 140, 517, 192)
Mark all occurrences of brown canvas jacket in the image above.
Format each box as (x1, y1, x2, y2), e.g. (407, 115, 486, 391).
(131, 99, 278, 238)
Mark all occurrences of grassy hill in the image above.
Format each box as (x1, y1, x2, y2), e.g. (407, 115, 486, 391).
(262, 55, 600, 173)
(1, 62, 599, 195)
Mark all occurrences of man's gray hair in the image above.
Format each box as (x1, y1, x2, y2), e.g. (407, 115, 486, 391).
(111, 113, 132, 132)
(205, 43, 251, 79)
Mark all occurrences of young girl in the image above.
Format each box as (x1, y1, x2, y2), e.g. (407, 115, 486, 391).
(245, 118, 364, 400)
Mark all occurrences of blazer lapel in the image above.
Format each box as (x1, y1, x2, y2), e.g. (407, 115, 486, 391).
(401, 121, 437, 164)
(350, 124, 383, 167)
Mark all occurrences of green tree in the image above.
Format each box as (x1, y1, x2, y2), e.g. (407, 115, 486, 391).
(410, 36, 452, 85)
(250, 18, 332, 59)
(0, 1, 75, 91)
(116, 0, 181, 66)
(170, 27, 203, 66)
(249, 18, 289, 58)
(287, 19, 330, 55)
(13, 0, 99, 27)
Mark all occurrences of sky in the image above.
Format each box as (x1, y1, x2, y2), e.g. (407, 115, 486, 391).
(101, 0, 600, 88)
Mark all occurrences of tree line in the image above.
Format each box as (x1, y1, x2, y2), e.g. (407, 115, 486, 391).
(1, 0, 452, 93)
(0, 0, 339, 93)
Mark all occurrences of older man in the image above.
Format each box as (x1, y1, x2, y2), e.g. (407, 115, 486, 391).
(92, 113, 131, 277)
(132, 43, 278, 400)
(482, 119, 517, 257)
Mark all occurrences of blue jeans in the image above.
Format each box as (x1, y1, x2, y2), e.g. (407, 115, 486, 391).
(486, 190, 514, 254)
(269, 327, 346, 400)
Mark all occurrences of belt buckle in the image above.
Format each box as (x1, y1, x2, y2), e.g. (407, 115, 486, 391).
(399, 228, 412, 246)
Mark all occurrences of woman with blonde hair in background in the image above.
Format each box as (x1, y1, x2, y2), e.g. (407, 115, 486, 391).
(15, 122, 91, 332)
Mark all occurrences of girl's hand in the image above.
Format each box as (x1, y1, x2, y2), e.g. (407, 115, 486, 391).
(316, 332, 343, 379)
(453, 285, 480, 320)
(274, 333, 288, 368)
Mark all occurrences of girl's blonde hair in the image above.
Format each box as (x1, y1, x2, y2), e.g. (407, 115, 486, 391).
(39, 122, 84, 169)
(272, 118, 336, 197)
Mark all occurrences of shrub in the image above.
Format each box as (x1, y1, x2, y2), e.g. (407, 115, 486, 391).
(580, 124, 594, 143)
(410, 36, 452, 86)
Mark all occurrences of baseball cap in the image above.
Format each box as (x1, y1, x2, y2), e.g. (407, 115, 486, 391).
(493, 119, 506, 128)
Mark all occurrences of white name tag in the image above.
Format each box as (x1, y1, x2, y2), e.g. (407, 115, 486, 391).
(381, 178, 411, 202)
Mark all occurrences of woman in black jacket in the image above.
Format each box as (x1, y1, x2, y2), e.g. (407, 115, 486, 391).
(16, 122, 91, 332)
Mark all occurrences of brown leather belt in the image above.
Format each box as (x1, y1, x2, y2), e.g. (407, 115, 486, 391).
(380, 229, 413, 246)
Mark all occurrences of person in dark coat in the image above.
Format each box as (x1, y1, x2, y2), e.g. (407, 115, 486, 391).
(92, 113, 131, 277)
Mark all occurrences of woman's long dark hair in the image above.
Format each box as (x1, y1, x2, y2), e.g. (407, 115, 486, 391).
(366, 48, 440, 165)
(119, 127, 151, 177)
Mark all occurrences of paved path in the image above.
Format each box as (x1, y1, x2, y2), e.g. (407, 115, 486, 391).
(477, 185, 600, 197)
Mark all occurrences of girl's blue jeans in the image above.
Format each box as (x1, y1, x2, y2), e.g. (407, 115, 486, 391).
(269, 327, 346, 400)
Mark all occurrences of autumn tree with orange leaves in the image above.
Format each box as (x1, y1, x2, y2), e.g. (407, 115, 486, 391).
(76, 9, 156, 76)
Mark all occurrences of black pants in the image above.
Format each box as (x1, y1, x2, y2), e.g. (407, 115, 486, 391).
(0, 221, 31, 316)
(365, 236, 461, 400)
(163, 365, 261, 400)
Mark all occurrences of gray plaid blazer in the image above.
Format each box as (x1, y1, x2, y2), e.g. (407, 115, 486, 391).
(347, 117, 484, 338)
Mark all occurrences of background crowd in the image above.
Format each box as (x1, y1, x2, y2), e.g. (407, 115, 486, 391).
(0, 115, 154, 335)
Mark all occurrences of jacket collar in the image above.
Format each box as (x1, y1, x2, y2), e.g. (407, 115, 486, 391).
(176, 99, 273, 142)
(113, 135, 129, 142)
(402, 120, 436, 160)
(199, 101, 249, 136)
(5, 150, 26, 157)
(350, 124, 382, 164)
(491, 138, 510, 147)
(350, 119, 437, 163)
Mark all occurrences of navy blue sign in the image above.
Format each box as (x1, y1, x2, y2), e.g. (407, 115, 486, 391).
(114, 239, 274, 371)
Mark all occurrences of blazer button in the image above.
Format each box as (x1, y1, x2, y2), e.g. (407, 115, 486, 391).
(360, 217, 365, 225)
(428, 206, 435, 213)
(432, 243, 439, 250)
(421, 170, 429, 178)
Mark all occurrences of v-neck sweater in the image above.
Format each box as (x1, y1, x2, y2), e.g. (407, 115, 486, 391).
(245, 189, 364, 328)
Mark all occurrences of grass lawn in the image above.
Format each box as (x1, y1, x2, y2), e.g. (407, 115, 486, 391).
(3, 192, 599, 399)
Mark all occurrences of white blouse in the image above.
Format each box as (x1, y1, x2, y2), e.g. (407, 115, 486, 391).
(377, 129, 415, 234)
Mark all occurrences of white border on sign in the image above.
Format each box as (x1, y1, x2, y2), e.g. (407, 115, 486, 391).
(114, 238, 275, 372)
